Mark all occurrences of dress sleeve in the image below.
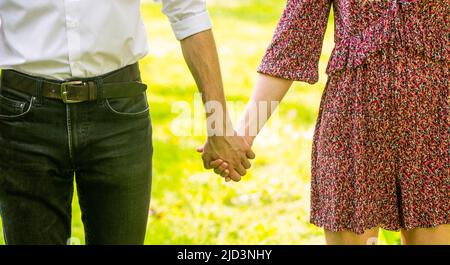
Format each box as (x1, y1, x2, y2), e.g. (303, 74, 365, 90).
(257, 0, 332, 84)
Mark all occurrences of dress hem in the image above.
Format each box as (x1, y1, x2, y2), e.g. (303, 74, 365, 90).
(310, 218, 450, 235)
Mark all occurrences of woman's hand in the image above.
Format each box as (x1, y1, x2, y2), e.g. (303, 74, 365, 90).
(197, 135, 255, 182)
(196, 134, 255, 182)
(198, 73, 293, 182)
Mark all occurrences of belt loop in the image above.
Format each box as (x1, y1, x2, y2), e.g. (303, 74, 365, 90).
(0, 70, 4, 93)
(35, 79, 43, 106)
(95, 77, 103, 104)
(132, 62, 140, 81)
(88, 81, 96, 101)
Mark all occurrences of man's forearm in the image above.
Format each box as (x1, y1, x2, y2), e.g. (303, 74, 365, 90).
(180, 29, 232, 133)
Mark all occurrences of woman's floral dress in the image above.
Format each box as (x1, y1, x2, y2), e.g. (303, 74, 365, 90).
(257, 0, 449, 233)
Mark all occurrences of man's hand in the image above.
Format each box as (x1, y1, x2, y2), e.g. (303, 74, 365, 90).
(180, 30, 255, 181)
(196, 134, 255, 182)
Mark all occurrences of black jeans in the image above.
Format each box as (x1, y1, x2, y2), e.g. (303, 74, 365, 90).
(0, 68, 152, 245)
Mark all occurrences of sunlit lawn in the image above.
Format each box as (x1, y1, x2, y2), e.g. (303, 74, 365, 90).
(0, 0, 400, 245)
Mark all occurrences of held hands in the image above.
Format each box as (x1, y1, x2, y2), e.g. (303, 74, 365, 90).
(196, 133, 255, 182)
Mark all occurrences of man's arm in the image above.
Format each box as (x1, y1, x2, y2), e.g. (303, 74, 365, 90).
(180, 30, 227, 124)
(180, 30, 255, 182)
(159, 0, 254, 181)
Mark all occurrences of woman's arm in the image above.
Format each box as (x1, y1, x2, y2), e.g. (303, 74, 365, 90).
(237, 73, 293, 146)
(208, 73, 293, 180)
(208, 0, 332, 181)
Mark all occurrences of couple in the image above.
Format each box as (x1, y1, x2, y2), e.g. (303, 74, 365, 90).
(0, 0, 448, 245)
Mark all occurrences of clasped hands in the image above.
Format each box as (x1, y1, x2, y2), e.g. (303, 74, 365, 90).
(196, 132, 255, 182)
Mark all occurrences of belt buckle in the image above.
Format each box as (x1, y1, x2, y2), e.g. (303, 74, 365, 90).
(61, 81, 84, 103)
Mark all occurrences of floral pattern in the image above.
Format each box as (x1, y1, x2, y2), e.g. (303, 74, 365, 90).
(258, 0, 449, 234)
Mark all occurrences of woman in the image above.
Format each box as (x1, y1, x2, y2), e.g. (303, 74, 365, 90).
(208, 0, 449, 244)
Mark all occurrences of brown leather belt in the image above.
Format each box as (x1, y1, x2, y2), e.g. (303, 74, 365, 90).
(0, 63, 147, 103)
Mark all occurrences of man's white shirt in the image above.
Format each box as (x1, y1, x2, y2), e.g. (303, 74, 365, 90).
(0, 0, 212, 80)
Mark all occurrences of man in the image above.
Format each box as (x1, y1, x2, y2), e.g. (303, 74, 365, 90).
(0, 0, 253, 245)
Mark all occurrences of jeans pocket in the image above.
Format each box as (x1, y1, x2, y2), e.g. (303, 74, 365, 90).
(103, 92, 149, 118)
(0, 87, 34, 120)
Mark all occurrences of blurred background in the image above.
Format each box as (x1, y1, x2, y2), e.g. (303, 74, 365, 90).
(0, 0, 401, 245)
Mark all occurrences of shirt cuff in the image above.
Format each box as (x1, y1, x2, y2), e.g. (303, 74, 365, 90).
(170, 11, 212, 40)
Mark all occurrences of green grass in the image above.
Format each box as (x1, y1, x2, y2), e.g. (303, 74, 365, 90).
(0, 0, 401, 245)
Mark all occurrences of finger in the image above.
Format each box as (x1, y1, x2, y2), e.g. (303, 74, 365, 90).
(218, 163, 228, 172)
(246, 149, 256, 159)
(229, 170, 242, 182)
(225, 177, 231, 182)
(241, 158, 251, 169)
(221, 169, 230, 178)
(209, 159, 224, 168)
(196, 145, 205, 153)
(202, 154, 212, 169)
(214, 163, 228, 175)
(235, 164, 247, 176)
(214, 167, 224, 175)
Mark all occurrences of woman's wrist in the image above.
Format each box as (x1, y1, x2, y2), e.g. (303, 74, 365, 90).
(236, 120, 256, 146)
(244, 135, 256, 147)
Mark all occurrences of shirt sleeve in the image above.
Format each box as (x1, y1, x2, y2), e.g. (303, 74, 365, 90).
(161, 0, 212, 40)
(257, 0, 332, 84)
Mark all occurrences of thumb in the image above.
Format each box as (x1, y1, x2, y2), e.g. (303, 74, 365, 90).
(196, 145, 205, 153)
(246, 149, 256, 159)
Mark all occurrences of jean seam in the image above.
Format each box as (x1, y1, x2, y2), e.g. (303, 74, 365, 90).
(103, 96, 150, 117)
(65, 104, 75, 168)
(0, 96, 35, 120)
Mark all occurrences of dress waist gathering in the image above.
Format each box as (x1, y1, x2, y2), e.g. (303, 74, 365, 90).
(326, 0, 449, 76)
